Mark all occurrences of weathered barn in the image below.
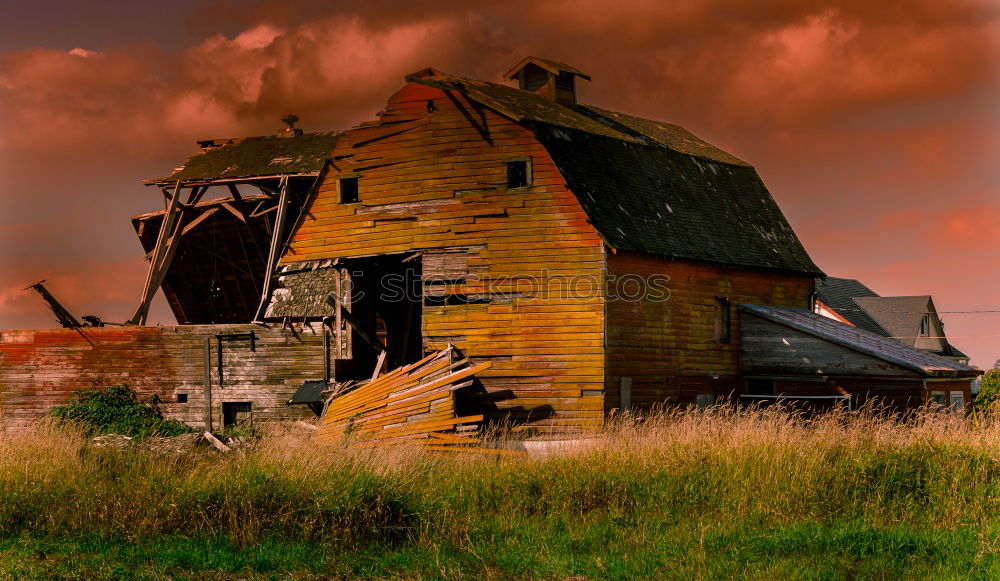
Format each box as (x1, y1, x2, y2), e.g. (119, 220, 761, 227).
(0, 57, 979, 432)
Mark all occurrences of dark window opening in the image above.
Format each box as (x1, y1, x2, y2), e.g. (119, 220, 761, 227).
(339, 177, 359, 203)
(713, 297, 731, 343)
(222, 402, 252, 428)
(746, 379, 775, 396)
(177, 393, 188, 404)
(506, 161, 529, 189)
(919, 314, 930, 337)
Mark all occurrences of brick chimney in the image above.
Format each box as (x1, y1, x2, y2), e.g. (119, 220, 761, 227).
(277, 113, 303, 138)
(503, 56, 591, 106)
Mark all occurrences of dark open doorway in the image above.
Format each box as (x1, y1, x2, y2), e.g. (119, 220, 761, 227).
(337, 254, 422, 379)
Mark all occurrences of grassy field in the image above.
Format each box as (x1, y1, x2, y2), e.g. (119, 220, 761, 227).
(2, 405, 1000, 579)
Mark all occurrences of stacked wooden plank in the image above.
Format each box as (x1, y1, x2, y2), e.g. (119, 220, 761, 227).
(317, 347, 498, 449)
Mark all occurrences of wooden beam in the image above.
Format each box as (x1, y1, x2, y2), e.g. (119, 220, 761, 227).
(186, 185, 209, 206)
(130, 181, 182, 325)
(143, 173, 319, 188)
(334, 270, 343, 359)
(371, 350, 388, 382)
(253, 176, 289, 322)
(219, 202, 247, 223)
(182, 207, 219, 236)
(227, 184, 245, 204)
(143, 208, 188, 317)
(327, 298, 387, 354)
(203, 338, 213, 432)
(250, 203, 279, 218)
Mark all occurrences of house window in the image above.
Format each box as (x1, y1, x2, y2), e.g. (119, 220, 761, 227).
(919, 314, 930, 337)
(930, 391, 946, 407)
(949, 391, 965, 410)
(506, 160, 530, 188)
(339, 177, 359, 203)
(713, 297, 731, 343)
(177, 393, 188, 404)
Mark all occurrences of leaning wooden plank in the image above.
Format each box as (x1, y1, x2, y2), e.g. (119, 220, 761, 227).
(429, 432, 480, 444)
(370, 415, 485, 440)
(322, 358, 461, 420)
(204, 431, 230, 452)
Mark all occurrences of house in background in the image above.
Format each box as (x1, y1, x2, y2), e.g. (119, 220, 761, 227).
(0, 57, 981, 432)
(814, 277, 969, 364)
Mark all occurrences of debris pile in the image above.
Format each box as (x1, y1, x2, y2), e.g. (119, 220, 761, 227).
(318, 347, 519, 454)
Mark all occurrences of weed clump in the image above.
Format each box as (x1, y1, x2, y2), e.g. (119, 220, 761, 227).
(49, 384, 194, 438)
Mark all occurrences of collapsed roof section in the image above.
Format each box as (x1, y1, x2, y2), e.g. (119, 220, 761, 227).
(149, 131, 344, 185)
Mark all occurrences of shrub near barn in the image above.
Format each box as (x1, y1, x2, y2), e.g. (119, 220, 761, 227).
(49, 384, 194, 438)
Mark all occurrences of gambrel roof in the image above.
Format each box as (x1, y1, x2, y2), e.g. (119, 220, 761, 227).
(408, 69, 822, 275)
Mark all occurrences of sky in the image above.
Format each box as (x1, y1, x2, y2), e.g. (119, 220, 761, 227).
(0, 0, 998, 367)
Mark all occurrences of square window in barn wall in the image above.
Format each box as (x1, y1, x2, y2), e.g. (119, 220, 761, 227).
(339, 177, 359, 203)
(930, 391, 946, 407)
(223, 402, 252, 428)
(713, 297, 731, 343)
(506, 160, 530, 188)
(177, 393, 188, 404)
(949, 391, 965, 410)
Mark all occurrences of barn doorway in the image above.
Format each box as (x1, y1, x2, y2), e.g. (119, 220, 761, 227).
(338, 254, 422, 379)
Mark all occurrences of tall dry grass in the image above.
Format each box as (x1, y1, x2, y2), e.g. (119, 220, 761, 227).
(2, 404, 1000, 548)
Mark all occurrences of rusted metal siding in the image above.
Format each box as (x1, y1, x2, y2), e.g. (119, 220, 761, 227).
(0, 324, 323, 432)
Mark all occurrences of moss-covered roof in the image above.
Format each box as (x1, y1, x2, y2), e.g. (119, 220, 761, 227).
(153, 131, 344, 183)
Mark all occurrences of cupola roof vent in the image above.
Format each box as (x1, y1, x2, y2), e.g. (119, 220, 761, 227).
(278, 113, 303, 138)
(503, 56, 591, 106)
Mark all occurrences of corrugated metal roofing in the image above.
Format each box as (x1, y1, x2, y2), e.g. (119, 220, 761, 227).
(740, 304, 978, 377)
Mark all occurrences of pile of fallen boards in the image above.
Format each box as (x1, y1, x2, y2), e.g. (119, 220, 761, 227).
(317, 346, 521, 455)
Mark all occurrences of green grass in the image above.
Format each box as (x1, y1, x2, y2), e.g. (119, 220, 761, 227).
(3, 406, 1000, 579)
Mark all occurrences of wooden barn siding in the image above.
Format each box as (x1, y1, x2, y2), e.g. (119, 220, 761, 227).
(283, 82, 607, 429)
(0, 325, 322, 432)
(604, 252, 814, 410)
